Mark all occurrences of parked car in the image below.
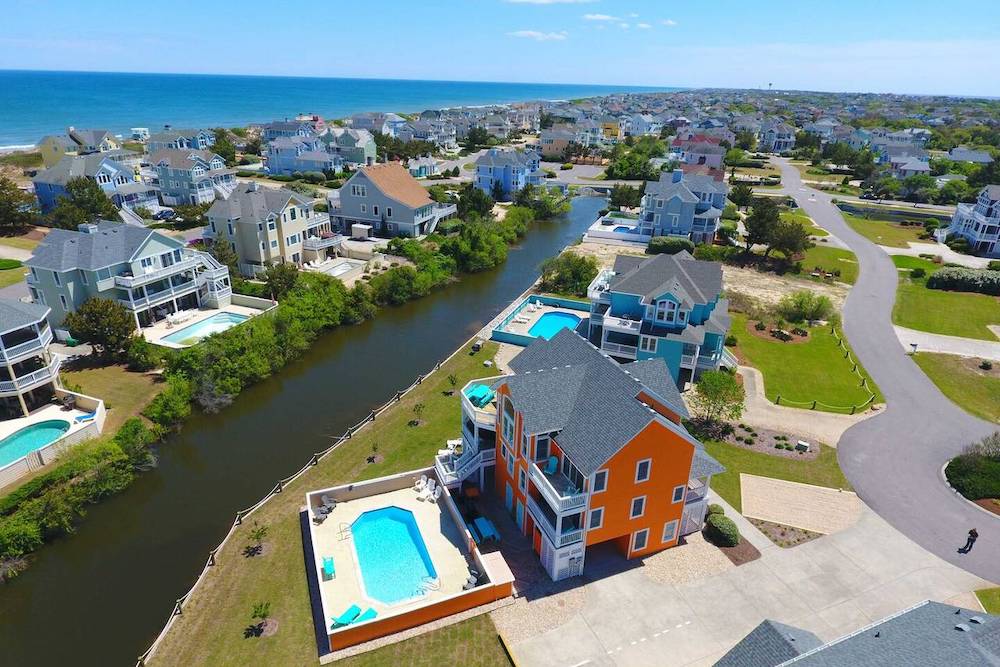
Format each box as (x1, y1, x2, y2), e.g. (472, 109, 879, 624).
(153, 209, 175, 220)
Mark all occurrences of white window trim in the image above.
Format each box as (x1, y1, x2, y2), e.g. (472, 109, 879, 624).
(635, 458, 652, 484)
(630, 495, 646, 519)
(518, 468, 527, 493)
(589, 507, 604, 530)
(640, 336, 657, 353)
(631, 528, 649, 554)
(662, 519, 678, 543)
(672, 484, 686, 504)
(592, 469, 608, 494)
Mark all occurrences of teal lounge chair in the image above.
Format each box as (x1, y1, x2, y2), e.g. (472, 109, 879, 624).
(331, 604, 361, 628)
(543, 456, 558, 475)
(466, 521, 483, 545)
(74, 411, 96, 424)
(322, 556, 335, 581)
(356, 608, 378, 623)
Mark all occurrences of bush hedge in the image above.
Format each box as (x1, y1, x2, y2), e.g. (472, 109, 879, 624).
(706, 503, 725, 516)
(945, 433, 1000, 501)
(647, 237, 695, 255)
(705, 513, 741, 547)
(0, 259, 23, 270)
(926, 267, 1000, 296)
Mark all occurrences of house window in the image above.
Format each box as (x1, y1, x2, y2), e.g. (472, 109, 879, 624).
(210, 221, 216, 233)
(506, 452, 514, 477)
(662, 520, 678, 543)
(373, 205, 379, 216)
(630, 496, 646, 519)
(518, 468, 526, 493)
(268, 221, 276, 231)
(639, 336, 657, 353)
(289, 208, 297, 220)
(589, 507, 604, 530)
(521, 433, 528, 459)
(592, 469, 608, 493)
(672, 484, 686, 504)
(631, 528, 649, 553)
(52, 271, 61, 286)
(501, 397, 515, 446)
(635, 459, 651, 483)
(655, 300, 677, 323)
(79, 271, 88, 285)
(270, 240, 278, 249)
(59, 294, 68, 310)
(534, 435, 549, 462)
(360, 204, 367, 214)
(386, 207, 392, 218)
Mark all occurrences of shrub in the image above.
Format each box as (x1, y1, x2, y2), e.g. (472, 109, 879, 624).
(725, 334, 737, 347)
(126, 336, 161, 372)
(981, 360, 993, 371)
(647, 237, 695, 255)
(989, 261, 1000, 271)
(539, 252, 598, 297)
(0, 514, 43, 560)
(910, 267, 926, 280)
(143, 373, 193, 428)
(721, 203, 740, 221)
(777, 290, 834, 323)
(755, 321, 766, 331)
(945, 434, 1000, 501)
(926, 267, 1000, 296)
(693, 245, 740, 262)
(706, 504, 725, 516)
(0, 259, 22, 270)
(560, 162, 573, 170)
(705, 513, 741, 547)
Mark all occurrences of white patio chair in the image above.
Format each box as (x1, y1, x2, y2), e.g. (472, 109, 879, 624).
(414, 474, 428, 492)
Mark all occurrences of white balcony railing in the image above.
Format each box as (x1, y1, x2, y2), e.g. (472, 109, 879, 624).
(114, 257, 200, 288)
(0, 357, 61, 395)
(681, 354, 695, 367)
(603, 315, 641, 334)
(0, 327, 52, 362)
(696, 354, 719, 368)
(721, 349, 738, 369)
(601, 341, 637, 359)
(526, 495, 583, 548)
(529, 462, 587, 513)
(303, 235, 344, 251)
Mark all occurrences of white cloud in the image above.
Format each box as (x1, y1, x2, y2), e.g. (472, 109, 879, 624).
(583, 13, 619, 21)
(636, 23, 651, 29)
(507, 29, 569, 41)
(618, 23, 630, 29)
(661, 19, 678, 26)
(506, 0, 594, 3)
(627, 13, 639, 18)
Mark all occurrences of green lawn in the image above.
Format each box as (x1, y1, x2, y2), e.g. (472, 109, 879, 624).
(800, 245, 858, 285)
(338, 615, 510, 667)
(912, 353, 1000, 423)
(842, 212, 924, 248)
(703, 440, 852, 512)
(892, 256, 1000, 341)
(0, 235, 39, 251)
(976, 588, 1000, 614)
(732, 313, 882, 412)
(0, 266, 25, 289)
(60, 363, 164, 431)
(781, 210, 828, 237)
(149, 343, 511, 667)
(791, 162, 850, 185)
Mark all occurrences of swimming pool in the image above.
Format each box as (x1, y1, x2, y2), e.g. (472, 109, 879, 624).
(613, 225, 635, 233)
(352, 506, 438, 605)
(0, 420, 71, 468)
(528, 311, 582, 340)
(161, 312, 249, 346)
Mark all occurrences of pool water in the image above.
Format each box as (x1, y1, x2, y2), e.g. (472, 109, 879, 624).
(161, 312, 249, 346)
(352, 506, 438, 605)
(613, 225, 635, 233)
(528, 311, 582, 340)
(0, 420, 71, 468)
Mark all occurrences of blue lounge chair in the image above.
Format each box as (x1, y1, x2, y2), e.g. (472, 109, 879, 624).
(322, 556, 335, 580)
(543, 456, 558, 475)
(74, 411, 96, 424)
(466, 521, 483, 545)
(356, 608, 378, 623)
(331, 604, 361, 628)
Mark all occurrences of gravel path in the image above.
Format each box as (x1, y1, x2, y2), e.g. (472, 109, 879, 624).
(774, 158, 1000, 584)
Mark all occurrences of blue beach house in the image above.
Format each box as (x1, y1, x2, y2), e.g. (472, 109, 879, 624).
(474, 148, 541, 200)
(587, 252, 734, 386)
(639, 170, 729, 245)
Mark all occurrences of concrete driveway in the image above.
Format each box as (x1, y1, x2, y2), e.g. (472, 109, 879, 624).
(893, 325, 1000, 360)
(505, 494, 989, 667)
(773, 158, 1000, 584)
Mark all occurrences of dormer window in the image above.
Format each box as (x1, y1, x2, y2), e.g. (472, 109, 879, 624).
(654, 299, 677, 323)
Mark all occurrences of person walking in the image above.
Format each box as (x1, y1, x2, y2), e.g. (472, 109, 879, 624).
(959, 528, 979, 554)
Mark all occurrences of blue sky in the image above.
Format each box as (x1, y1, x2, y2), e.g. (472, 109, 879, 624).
(1, 0, 998, 96)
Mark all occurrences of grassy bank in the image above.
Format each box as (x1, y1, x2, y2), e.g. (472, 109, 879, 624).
(912, 353, 1000, 423)
(801, 245, 858, 285)
(703, 440, 851, 512)
(892, 256, 1000, 341)
(148, 342, 508, 666)
(61, 363, 163, 431)
(731, 313, 882, 412)
(338, 615, 510, 667)
(977, 588, 1000, 614)
(842, 212, 924, 248)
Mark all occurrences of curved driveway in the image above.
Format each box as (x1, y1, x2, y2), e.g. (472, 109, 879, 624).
(774, 158, 998, 583)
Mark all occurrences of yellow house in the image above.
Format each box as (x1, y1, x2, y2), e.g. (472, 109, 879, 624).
(600, 117, 621, 141)
(38, 135, 78, 168)
(38, 128, 119, 168)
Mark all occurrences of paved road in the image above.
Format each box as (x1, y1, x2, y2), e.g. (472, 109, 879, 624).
(774, 158, 999, 584)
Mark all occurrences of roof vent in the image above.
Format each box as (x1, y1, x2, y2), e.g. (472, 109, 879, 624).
(77, 223, 98, 234)
(955, 623, 971, 632)
(970, 616, 985, 625)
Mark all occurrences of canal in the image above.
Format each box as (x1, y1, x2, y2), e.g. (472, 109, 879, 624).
(0, 196, 606, 666)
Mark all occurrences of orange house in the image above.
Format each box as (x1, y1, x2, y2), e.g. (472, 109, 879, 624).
(444, 328, 724, 581)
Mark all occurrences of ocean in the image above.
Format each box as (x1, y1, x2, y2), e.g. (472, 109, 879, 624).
(0, 70, 676, 148)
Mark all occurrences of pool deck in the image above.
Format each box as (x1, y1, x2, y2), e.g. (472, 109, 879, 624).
(0, 403, 93, 442)
(311, 486, 474, 629)
(500, 303, 582, 338)
(144, 304, 264, 349)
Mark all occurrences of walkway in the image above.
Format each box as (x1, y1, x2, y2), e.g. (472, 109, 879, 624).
(893, 325, 1000, 361)
(774, 158, 1000, 583)
(505, 493, 989, 667)
(882, 241, 992, 268)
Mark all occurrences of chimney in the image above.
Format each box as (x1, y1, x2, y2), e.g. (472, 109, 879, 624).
(671, 168, 683, 183)
(78, 223, 98, 234)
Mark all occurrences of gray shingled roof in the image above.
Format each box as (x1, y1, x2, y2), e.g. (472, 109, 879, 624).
(208, 183, 308, 225)
(610, 252, 723, 305)
(0, 300, 50, 334)
(148, 148, 221, 170)
(719, 602, 1000, 667)
(27, 221, 176, 271)
(475, 149, 534, 169)
(502, 329, 716, 477)
(715, 619, 822, 667)
(33, 154, 126, 187)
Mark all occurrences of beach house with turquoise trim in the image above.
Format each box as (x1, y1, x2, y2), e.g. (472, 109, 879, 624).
(587, 252, 735, 386)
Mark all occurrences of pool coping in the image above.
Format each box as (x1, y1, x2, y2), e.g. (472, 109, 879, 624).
(491, 294, 591, 347)
(158, 311, 251, 347)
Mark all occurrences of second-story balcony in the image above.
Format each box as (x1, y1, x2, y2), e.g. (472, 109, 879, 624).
(0, 326, 52, 363)
(526, 495, 583, 548)
(529, 461, 587, 513)
(602, 314, 642, 335)
(303, 233, 344, 251)
(0, 357, 61, 396)
(114, 256, 201, 288)
(586, 269, 615, 302)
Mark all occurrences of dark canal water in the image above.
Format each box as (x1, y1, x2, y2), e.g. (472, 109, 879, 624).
(0, 197, 606, 666)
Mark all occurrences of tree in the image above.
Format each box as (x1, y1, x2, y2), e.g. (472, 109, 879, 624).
(208, 239, 240, 275)
(0, 176, 38, 231)
(744, 197, 780, 253)
(724, 148, 746, 166)
(49, 177, 118, 229)
(690, 370, 745, 426)
(457, 184, 495, 219)
(768, 219, 812, 260)
(263, 262, 299, 299)
(243, 137, 262, 156)
(609, 183, 642, 209)
(728, 183, 754, 210)
(490, 179, 505, 202)
(871, 176, 901, 201)
(63, 297, 136, 358)
(735, 130, 757, 151)
(212, 128, 237, 167)
(538, 252, 598, 296)
(465, 126, 490, 149)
